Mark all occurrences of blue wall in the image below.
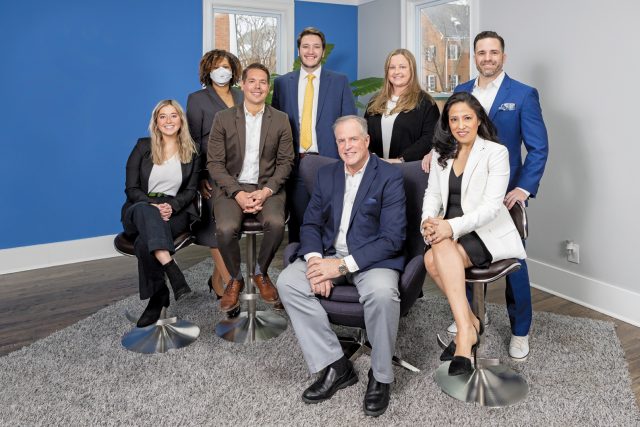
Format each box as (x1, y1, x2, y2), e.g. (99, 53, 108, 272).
(294, 1, 358, 81)
(0, 0, 357, 250)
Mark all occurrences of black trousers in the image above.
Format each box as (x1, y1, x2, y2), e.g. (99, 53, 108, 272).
(286, 172, 310, 243)
(123, 201, 189, 300)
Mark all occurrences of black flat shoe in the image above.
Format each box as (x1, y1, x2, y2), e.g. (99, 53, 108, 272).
(136, 287, 170, 328)
(363, 369, 390, 417)
(302, 358, 358, 404)
(207, 276, 223, 300)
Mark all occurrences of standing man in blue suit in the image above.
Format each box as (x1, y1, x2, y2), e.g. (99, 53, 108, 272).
(426, 31, 548, 360)
(272, 27, 357, 242)
(277, 116, 406, 417)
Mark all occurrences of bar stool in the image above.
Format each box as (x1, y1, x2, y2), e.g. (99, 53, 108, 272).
(435, 201, 529, 407)
(215, 215, 287, 343)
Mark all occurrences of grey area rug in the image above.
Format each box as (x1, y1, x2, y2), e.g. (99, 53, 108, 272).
(1, 259, 639, 426)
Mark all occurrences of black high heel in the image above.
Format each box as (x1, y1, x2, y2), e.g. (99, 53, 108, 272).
(207, 276, 223, 300)
(448, 330, 480, 376)
(441, 314, 484, 361)
(136, 287, 170, 328)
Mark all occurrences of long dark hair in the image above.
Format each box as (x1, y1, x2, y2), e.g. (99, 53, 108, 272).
(433, 92, 499, 169)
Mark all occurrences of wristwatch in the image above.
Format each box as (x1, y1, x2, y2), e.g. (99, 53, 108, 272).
(338, 259, 349, 276)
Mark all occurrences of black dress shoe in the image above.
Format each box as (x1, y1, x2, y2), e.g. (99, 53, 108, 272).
(302, 359, 358, 403)
(363, 369, 390, 417)
(136, 287, 170, 328)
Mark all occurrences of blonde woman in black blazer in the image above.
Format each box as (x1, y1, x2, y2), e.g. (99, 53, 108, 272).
(187, 49, 243, 299)
(121, 100, 199, 327)
(364, 49, 440, 162)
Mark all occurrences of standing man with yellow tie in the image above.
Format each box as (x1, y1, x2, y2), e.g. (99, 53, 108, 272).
(272, 27, 357, 242)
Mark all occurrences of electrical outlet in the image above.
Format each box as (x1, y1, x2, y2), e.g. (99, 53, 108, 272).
(566, 241, 580, 264)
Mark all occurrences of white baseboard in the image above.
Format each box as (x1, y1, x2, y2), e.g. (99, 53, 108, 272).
(528, 258, 640, 328)
(0, 235, 121, 275)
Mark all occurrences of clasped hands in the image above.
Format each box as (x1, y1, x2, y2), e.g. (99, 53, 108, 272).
(421, 216, 453, 245)
(234, 188, 271, 213)
(306, 257, 342, 297)
(151, 203, 173, 221)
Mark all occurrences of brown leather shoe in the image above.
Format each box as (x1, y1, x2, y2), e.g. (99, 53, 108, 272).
(253, 274, 279, 303)
(220, 278, 244, 312)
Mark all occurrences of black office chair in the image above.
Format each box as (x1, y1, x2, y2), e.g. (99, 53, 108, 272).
(283, 155, 427, 372)
(114, 192, 202, 354)
(435, 201, 529, 407)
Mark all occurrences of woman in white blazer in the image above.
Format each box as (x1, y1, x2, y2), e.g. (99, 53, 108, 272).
(421, 92, 526, 376)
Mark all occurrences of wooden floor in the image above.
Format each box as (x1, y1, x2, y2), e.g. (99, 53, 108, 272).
(1, 243, 639, 407)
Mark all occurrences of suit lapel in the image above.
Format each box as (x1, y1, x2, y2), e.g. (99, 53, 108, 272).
(489, 74, 512, 121)
(317, 68, 330, 123)
(259, 106, 272, 159)
(289, 71, 300, 131)
(441, 158, 453, 214)
(461, 138, 487, 196)
(332, 163, 346, 235)
(348, 156, 376, 229)
(235, 106, 246, 165)
(205, 86, 229, 111)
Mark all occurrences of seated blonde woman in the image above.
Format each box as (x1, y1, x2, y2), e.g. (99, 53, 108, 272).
(421, 92, 526, 376)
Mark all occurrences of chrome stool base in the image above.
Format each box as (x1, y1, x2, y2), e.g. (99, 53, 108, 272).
(122, 309, 200, 354)
(435, 360, 528, 407)
(215, 310, 287, 343)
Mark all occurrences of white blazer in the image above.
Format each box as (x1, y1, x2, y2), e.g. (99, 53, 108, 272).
(421, 137, 526, 262)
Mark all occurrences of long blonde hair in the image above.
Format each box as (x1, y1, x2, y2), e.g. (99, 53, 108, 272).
(366, 48, 434, 115)
(148, 100, 197, 165)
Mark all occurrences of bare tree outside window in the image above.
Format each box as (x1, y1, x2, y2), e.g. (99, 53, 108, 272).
(214, 12, 279, 74)
(419, 1, 470, 94)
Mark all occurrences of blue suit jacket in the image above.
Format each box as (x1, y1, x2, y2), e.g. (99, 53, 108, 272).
(455, 74, 548, 197)
(272, 68, 357, 159)
(297, 155, 406, 272)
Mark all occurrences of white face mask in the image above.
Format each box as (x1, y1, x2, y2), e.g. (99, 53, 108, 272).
(210, 67, 233, 86)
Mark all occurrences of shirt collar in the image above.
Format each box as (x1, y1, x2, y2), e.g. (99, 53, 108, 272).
(243, 103, 265, 118)
(344, 154, 370, 177)
(474, 71, 505, 90)
(301, 65, 322, 80)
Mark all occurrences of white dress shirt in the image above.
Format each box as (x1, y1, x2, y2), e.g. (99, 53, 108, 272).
(380, 95, 400, 159)
(237, 103, 264, 185)
(148, 153, 181, 196)
(297, 66, 321, 153)
(472, 71, 530, 198)
(304, 156, 370, 273)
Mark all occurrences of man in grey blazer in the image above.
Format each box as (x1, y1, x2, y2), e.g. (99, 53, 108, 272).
(208, 63, 295, 313)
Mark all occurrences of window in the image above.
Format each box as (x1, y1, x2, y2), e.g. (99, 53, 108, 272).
(203, 0, 294, 75)
(403, 0, 477, 97)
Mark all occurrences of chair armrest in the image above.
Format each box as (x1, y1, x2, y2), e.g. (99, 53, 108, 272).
(399, 254, 426, 316)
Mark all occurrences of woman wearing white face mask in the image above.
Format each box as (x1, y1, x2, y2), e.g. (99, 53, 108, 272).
(187, 50, 243, 303)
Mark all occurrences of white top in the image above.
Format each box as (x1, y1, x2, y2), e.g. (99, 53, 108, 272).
(148, 153, 181, 196)
(304, 156, 370, 273)
(237, 103, 264, 185)
(297, 66, 321, 153)
(380, 95, 400, 159)
(472, 71, 505, 113)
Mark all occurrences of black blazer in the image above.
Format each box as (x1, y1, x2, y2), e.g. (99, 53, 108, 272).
(187, 85, 243, 178)
(365, 92, 440, 162)
(121, 137, 199, 223)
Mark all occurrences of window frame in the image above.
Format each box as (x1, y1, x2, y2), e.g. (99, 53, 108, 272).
(202, 0, 294, 76)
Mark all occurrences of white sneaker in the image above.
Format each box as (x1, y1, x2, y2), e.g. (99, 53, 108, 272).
(509, 334, 529, 360)
(447, 311, 490, 334)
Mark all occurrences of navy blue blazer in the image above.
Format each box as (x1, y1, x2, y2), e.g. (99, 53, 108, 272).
(297, 154, 406, 272)
(271, 68, 357, 159)
(455, 74, 548, 197)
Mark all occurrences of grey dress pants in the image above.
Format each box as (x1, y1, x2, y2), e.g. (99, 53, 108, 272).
(276, 258, 400, 383)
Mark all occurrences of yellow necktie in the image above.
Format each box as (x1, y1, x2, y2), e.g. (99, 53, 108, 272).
(300, 74, 315, 151)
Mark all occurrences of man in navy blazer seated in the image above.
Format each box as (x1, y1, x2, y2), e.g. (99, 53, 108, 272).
(276, 116, 406, 417)
(271, 27, 357, 242)
(437, 31, 549, 360)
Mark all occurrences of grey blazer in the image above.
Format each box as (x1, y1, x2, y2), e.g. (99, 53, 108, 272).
(187, 85, 243, 178)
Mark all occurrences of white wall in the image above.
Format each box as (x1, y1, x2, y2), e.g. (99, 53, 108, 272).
(358, 0, 402, 79)
(359, 0, 640, 325)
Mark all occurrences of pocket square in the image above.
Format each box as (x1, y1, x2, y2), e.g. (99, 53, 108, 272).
(499, 103, 516, 111)
(364, 197, 377, 205)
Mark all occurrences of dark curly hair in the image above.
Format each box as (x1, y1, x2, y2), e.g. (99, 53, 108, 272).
(198, 49, 242, 87)
(433, 92, 500, 169)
